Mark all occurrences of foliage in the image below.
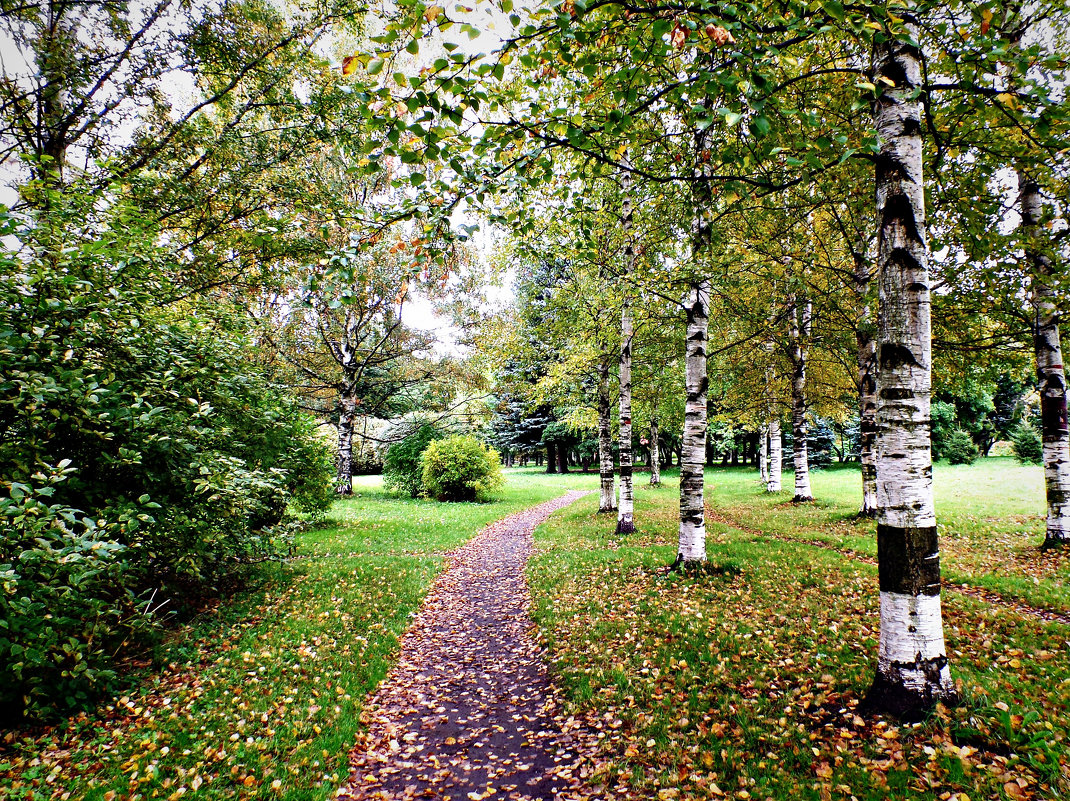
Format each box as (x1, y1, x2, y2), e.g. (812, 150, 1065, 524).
(0, 464, 157, 717)
(1011, 424, 1044, 465)
(930, 401, 959, 460)
(944, 430, 981, 465)
(0, 213, 332, 717)
(384, 423, 446, 498)
(420, 435, 504, 502)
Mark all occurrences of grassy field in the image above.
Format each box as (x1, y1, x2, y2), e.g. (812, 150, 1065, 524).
(704, 458, 1068, 614)
(528, 461, 1070, 801)
(0, 469, 595, 801)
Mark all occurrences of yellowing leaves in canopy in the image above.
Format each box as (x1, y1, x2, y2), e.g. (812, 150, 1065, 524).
(341, 56, 359, 75)
(705, 24, 734, 46)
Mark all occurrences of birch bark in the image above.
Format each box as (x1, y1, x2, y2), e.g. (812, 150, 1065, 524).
(598, 356, 617, 512)
(789, 296, 814, 502)
(1021, 171, 1070, 547)
(649, 412, 662, 486)
(677, 280, 710, 563)
(759, 423, 769, 485)
(767, 418, 783, 492)
(617, 168, 636, 534)
(867, 19, 955, 717)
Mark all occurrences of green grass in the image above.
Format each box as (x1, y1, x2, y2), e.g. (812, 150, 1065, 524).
(528, 465, 1070, 801)
(702, 458, 1069, 614)
(0, 468, 596, 801)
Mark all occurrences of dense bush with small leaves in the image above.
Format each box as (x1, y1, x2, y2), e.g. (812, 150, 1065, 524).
(1011, 424, 1043, 465)
(0, 212, 333, 717)
(420, 435, 504, 502)
(944, 429, 980, 465)
(384, 423, 445, 497)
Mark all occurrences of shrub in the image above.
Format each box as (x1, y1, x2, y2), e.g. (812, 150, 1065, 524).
(1011, 424, 1043, 465)
(0, 212, 334, 717)
(420, 435, 504, 502)
(384, 424, 445, 497)
(943, 429, 979, 465)
(930, 400, 958, 460)
(0, 464, 159, 718)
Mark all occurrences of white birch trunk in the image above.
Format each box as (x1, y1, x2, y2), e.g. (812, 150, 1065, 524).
(598, 356, 617, 513)
(789, 296, 814, 502)
(1020, 172, 1070, 547)
(678, 280, 710, 563)
(759, 423, 769, 484)
(767, 417, 783, 492)
(649, 414, 662, 486)
(868, 21, 955, 717)
(617, 168, 636, 534)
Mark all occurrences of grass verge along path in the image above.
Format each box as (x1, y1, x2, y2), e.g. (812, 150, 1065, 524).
(1, 469, 594, 801)
(530, 473, 1070, 801)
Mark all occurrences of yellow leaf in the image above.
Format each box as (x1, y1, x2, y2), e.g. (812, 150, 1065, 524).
(341, 56, 359, 76)
(425, 5, 443, 20)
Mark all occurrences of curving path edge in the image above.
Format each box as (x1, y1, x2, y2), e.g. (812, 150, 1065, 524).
(337, 490, 602, 801)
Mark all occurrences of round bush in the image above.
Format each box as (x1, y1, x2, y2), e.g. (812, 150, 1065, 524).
(384, 424, 444, 498)
(1011, 424, 1043, 465)
(943, 429, 979, 465)
(420, 435, 504, 502)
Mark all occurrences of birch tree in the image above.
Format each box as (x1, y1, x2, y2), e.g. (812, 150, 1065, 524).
(678, 278, 711, 564)
(788, 292, 815, 502)
(598, 354, 618, 512)
(617, 168, 637, 534)
(867, 17, 955, 717)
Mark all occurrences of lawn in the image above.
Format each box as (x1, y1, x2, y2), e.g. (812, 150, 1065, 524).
(528, 461, 1070, 801)
(703, 458, 1068, 614)
(0, 468, 595, 801)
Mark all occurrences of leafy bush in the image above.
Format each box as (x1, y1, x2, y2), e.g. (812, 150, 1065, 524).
(0, 212, 334, 717)
(930, 401, 958, 460)
(1011, 424, 1043, 465)
(384, 424, 444, 497)
(0, 464, 160, 717)
(420, 435, 504, 502)
(943, 429, 979, 465)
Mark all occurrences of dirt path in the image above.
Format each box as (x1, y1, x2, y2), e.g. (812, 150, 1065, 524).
(338, 491, 603, 801)
(705, 505, 1070, 627)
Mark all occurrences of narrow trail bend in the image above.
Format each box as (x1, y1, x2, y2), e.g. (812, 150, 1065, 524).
(338, 490, 605, 801)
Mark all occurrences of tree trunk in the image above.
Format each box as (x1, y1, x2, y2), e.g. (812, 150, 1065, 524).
(335, 396, 356, 496)
(790, 296, 814, 502)
(598, 356, 617, 511)
(649, 415, 661, 486)
(678, 280, 710, 563)
(617, 167, 636, 535)
(546, 442, 557, 474)
(759, 424, 769, 484)
(855, 250, 879, 516)
(1021, 171, 1070, 547)
(557, 444, 569, 474)
(866, 22, 955, 718)
(767, 418, 783, 492)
